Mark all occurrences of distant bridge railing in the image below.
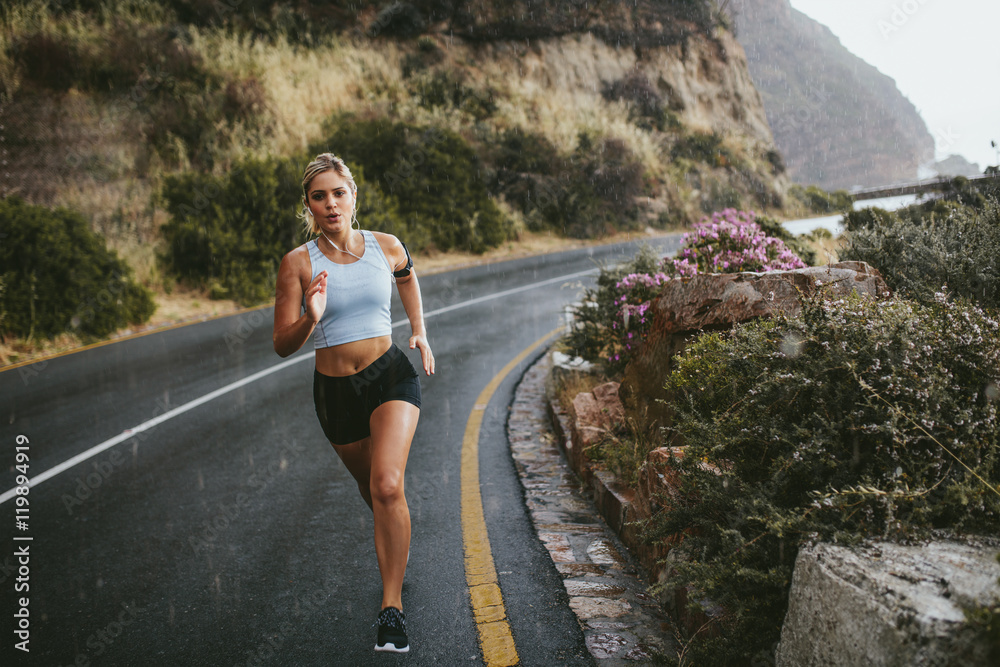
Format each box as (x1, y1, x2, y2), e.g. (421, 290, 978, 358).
(850, 173, 998, 201)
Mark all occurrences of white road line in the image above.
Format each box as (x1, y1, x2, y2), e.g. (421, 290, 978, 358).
(0, 267, 598, 504)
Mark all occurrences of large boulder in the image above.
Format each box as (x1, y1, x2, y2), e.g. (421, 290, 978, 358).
(620, 262, 890, 432)
(776, 540, 1000, 666)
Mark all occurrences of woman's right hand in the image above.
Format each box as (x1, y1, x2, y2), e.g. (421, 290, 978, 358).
(304, 270, 328, 323)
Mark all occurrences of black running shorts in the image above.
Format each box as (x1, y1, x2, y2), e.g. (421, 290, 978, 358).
(313, 344, 421, 445)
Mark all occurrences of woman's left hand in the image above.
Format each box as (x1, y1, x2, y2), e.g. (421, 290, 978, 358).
(409, 334, 435, 376)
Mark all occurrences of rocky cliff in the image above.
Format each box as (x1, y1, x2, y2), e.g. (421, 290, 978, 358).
(730, 0, 935, 190)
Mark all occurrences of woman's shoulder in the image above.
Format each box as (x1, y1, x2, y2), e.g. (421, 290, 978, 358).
(369, 230, 403, 258)
(280, 241, 315, 270)
(369, 230, 400, 246)
(287, 239, 317, 255)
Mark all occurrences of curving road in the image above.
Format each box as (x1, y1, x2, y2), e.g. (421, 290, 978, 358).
(0, 234, 681, 666)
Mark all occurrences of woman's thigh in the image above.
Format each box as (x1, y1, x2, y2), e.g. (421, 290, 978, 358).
(369, 401, 420, 482)
(331, 437, 372, 484)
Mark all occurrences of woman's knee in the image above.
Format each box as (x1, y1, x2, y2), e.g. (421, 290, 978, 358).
(370, 471, 404, 505)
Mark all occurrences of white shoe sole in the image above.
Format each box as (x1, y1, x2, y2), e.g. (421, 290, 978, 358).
(374, 642, 410, 653)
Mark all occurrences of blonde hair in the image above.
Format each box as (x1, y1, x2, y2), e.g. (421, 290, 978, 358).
(299, 153, 358, 236)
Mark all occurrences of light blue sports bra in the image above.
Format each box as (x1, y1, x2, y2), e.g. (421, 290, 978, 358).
(305, 231, 393, 349)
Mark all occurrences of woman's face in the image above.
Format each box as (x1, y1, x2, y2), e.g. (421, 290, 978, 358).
(305, 170, 356, 235)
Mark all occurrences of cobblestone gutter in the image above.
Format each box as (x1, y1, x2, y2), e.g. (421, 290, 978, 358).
(508, 351, 676, 664)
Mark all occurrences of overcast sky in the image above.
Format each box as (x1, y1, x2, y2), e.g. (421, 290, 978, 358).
(788, 0, 1000, 171)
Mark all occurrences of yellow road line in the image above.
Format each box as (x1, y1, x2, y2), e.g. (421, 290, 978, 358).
(461, 327, 562, 667)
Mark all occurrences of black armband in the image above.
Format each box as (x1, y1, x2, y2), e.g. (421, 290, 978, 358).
(393, 241, 414, 278)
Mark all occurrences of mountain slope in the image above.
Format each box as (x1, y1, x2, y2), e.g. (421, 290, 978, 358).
(731, 0, 934, 189)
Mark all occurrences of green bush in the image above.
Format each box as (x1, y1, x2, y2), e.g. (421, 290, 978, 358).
(789, 184, 854, 214)
(320, 114, 514, 253)
(649, 292, 1000, 664)
(672, 131, 733, 168)
(848, 177, 1000, 234)
(159, 151, 431, 303)
(564, 245, 664, 374)
(0, 196, 155, 339)
(844, 206, 893, 232)
(699, 177, 742, 213)
(407, 68, 497, 120)
(502, 133, 643, 239)
(158, 156, 303, 305)
(842, 199, 1000, 309)
(939, 175, 1000, 209)
(45, 0, 371, 45)
(602, 73, 681, 132)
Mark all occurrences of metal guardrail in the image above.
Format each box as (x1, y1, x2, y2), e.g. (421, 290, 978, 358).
(850, 173, 999, 201)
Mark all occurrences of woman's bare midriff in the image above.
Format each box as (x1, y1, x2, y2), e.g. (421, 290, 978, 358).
(314, 335, 394, 377)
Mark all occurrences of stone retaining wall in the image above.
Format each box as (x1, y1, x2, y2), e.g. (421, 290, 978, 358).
(549, 261, 1000, 663)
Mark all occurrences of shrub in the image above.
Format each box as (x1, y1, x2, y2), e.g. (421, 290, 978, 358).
(510, 134, 644, 239)
(765, 149, 786, 175)
(565, 212, 809, 374)
(401, 38, 444, 78)
(844, 206, 894, 232)
(672, 131, 732, 168)
(602, 72, 680, 132)
(668, 208, 807, 277)
(321, 114, 514, 253)
(842, 199, 1000, 310)
(12, 32, 82, 92)
(649, 292, 1000, 664)
(939, 175, 1000, 209)
(564, 245, 665, 375)
(407, 68, 497, 120)
(699, 176, 742, 213)
(369, 2, 426, 38)
(789, 184, 854, 214)
(0, 196, 155, 339)
(158, 156, 303, 305)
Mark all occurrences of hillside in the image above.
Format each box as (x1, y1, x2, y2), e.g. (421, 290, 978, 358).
(0, 0, 798, 350)
(731, 0, 935, 189)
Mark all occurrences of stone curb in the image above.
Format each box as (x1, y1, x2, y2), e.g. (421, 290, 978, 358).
(508, 350, 675, 664)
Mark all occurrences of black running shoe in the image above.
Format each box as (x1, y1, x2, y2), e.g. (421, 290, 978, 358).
(374, 607, 409, 653)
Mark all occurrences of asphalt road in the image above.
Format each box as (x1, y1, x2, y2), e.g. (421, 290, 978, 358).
(0, 234, 681, 666)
